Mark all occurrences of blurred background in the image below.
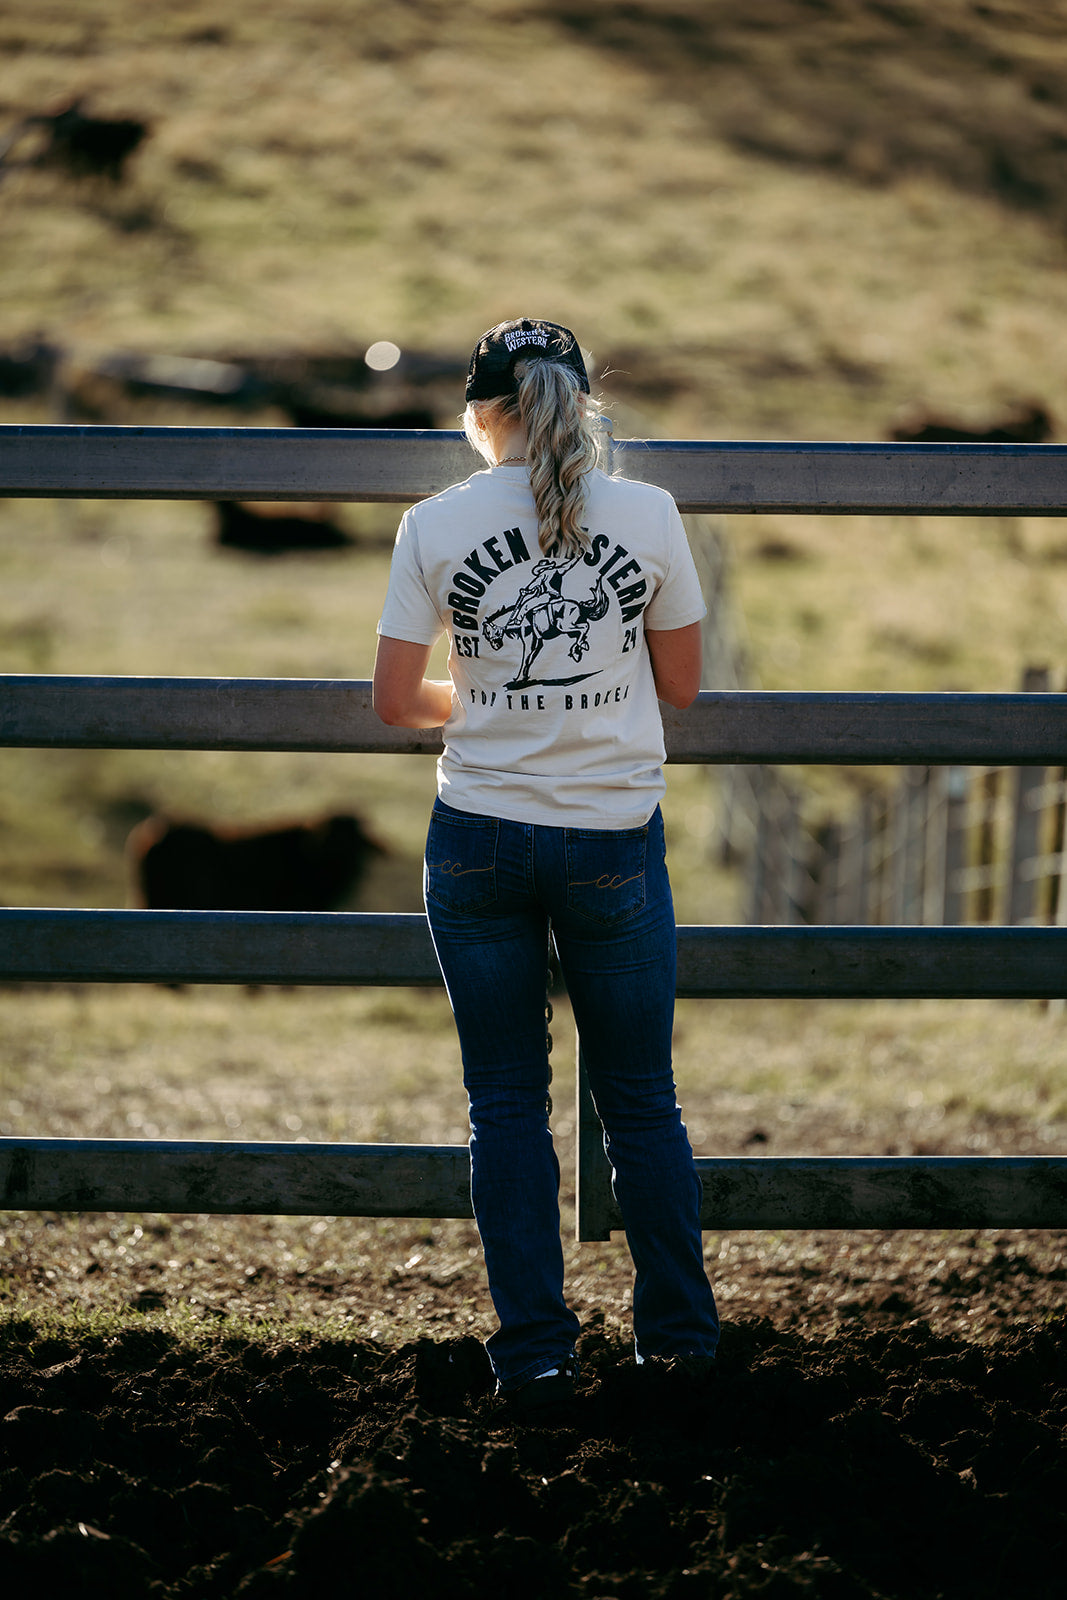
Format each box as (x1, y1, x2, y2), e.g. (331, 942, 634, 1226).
(2, 0, 1067, 920)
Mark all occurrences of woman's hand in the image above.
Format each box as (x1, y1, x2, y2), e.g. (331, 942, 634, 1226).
(372, 635, 454, 728)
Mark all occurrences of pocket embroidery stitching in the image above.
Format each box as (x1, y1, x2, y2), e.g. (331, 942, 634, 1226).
(570, 871, 644, 891)
(431, 859, 495, 878)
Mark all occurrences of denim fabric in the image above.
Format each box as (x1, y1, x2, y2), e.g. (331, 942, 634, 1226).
(424, 797, 720, 1391)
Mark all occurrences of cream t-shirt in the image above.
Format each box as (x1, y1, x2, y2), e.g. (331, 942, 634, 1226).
(377, 463, 706, 829)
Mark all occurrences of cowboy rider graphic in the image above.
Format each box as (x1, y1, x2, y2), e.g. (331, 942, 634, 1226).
(482, 553, 609, 688)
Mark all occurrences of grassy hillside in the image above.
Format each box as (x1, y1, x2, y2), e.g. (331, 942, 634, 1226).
(1, 1, 1067, 438)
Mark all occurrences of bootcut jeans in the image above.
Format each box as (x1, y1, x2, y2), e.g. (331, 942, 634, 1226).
(424, 797, 720, 1391)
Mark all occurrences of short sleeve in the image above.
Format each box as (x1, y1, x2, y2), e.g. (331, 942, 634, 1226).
(377, 509, 447, 646)
(642, 498, 707, 631)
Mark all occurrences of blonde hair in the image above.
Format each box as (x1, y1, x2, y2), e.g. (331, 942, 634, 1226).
(464, 359, 603, 558)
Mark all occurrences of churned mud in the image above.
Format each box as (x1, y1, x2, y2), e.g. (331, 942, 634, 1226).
(1, 1296, 1065, 1598)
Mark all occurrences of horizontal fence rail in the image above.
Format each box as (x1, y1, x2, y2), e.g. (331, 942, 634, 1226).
(2, 1140, 1063, 1231)
(0, 1138, 473, 1219)
(2, 910, 1067, 997)
(5, 677, 1067, 766)
(689, 1156, 1067, 1231)
(3, 425, 1067, 513)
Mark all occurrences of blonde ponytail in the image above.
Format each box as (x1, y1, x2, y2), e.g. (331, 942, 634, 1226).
(464, 360, 603, 558)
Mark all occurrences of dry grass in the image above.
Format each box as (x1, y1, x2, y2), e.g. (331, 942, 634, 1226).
(1, 2, 1067, 439)
(3, 983, 1065, 1152)
(728, 510, 1067, 694)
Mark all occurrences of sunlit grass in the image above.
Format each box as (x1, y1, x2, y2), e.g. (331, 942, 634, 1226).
(727, 510, 1067, 694)
(0, 1295, 372, 1350)
(2, 984, 1064, 1155)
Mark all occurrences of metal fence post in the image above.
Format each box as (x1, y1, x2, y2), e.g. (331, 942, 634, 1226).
(891, 767, 930, 924)
(1007, 666, 1051, 925)
(973, 768, 1002, 923)
(928, 766, 970, 925)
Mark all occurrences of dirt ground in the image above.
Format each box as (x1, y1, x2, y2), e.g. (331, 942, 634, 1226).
(1, 1213, 1065, 1598)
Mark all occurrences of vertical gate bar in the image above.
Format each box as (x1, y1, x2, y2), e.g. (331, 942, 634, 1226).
(941, 766, 971, 925)
(747, 771, 770, 923)
(888, 773, 907, 924)
(814, 821, 841, 924)
(911, 767, 932, 924)
(764, 780, 791, 923)
(1045, 764, 1066, 924)
(892, 767, 928, 924)
(975, 768, 1000, 923)
(834, 810, 863, 925)
(869, 791, 892, 926)
(855, 793, 878, 925)
(575, 1043, 614, 1241)
(1007, 666, 1051, 925)
(782, 790, 809, 924)
(923, 768, 948, 926)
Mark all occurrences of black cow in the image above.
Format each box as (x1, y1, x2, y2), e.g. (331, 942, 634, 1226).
(889, 402, 1054, 444)
(127, 813, 384, 911)
(0, 339, 60, 399)
(26, 100, 148, 182)
(212, 500, 353, 555)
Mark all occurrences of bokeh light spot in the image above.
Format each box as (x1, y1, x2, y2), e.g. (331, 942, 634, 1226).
(365, 340, 401, 371)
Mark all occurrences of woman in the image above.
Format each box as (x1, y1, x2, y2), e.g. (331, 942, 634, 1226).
(373, 318, 719, 1410)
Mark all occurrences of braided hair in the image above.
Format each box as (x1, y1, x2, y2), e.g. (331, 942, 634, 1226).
(464, 359, 604, 558)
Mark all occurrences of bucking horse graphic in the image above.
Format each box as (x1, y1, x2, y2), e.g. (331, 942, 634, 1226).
(482, 554, 610, 689)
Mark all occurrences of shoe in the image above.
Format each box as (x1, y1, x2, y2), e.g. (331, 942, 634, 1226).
(503, 1355, 579, 1417)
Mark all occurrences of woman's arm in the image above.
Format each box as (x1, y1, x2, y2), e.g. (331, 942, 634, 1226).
(645, 620, 703, 710)
(372, 635, 454, 728)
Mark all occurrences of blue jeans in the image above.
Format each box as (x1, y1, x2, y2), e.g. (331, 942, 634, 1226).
(424, 797, 719, 1391)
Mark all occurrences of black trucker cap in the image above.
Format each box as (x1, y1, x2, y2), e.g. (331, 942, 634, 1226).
(465, 318, 590, 402)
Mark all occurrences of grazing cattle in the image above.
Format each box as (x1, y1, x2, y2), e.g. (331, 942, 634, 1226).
(25, 99, 148, 182)
(127, 813, 384, 912)
(212, 500, 353, 555)
(889, 402, 1054, 444)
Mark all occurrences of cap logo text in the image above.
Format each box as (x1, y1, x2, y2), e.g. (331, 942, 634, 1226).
(504, 329, 550, 352)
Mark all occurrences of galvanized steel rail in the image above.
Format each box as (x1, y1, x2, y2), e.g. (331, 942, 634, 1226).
(3, 424, 1067, 514)
(3, 676, 1067, 766)
(1, 909, 1066, 998)
(2, 426, 1066, 1236)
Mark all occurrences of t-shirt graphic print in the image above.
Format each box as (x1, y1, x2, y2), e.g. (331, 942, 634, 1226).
(481, 552, 609, 690)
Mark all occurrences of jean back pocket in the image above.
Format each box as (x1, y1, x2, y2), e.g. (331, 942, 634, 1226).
(565, 826, 647, 926)
(425, 807, 499, 913)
